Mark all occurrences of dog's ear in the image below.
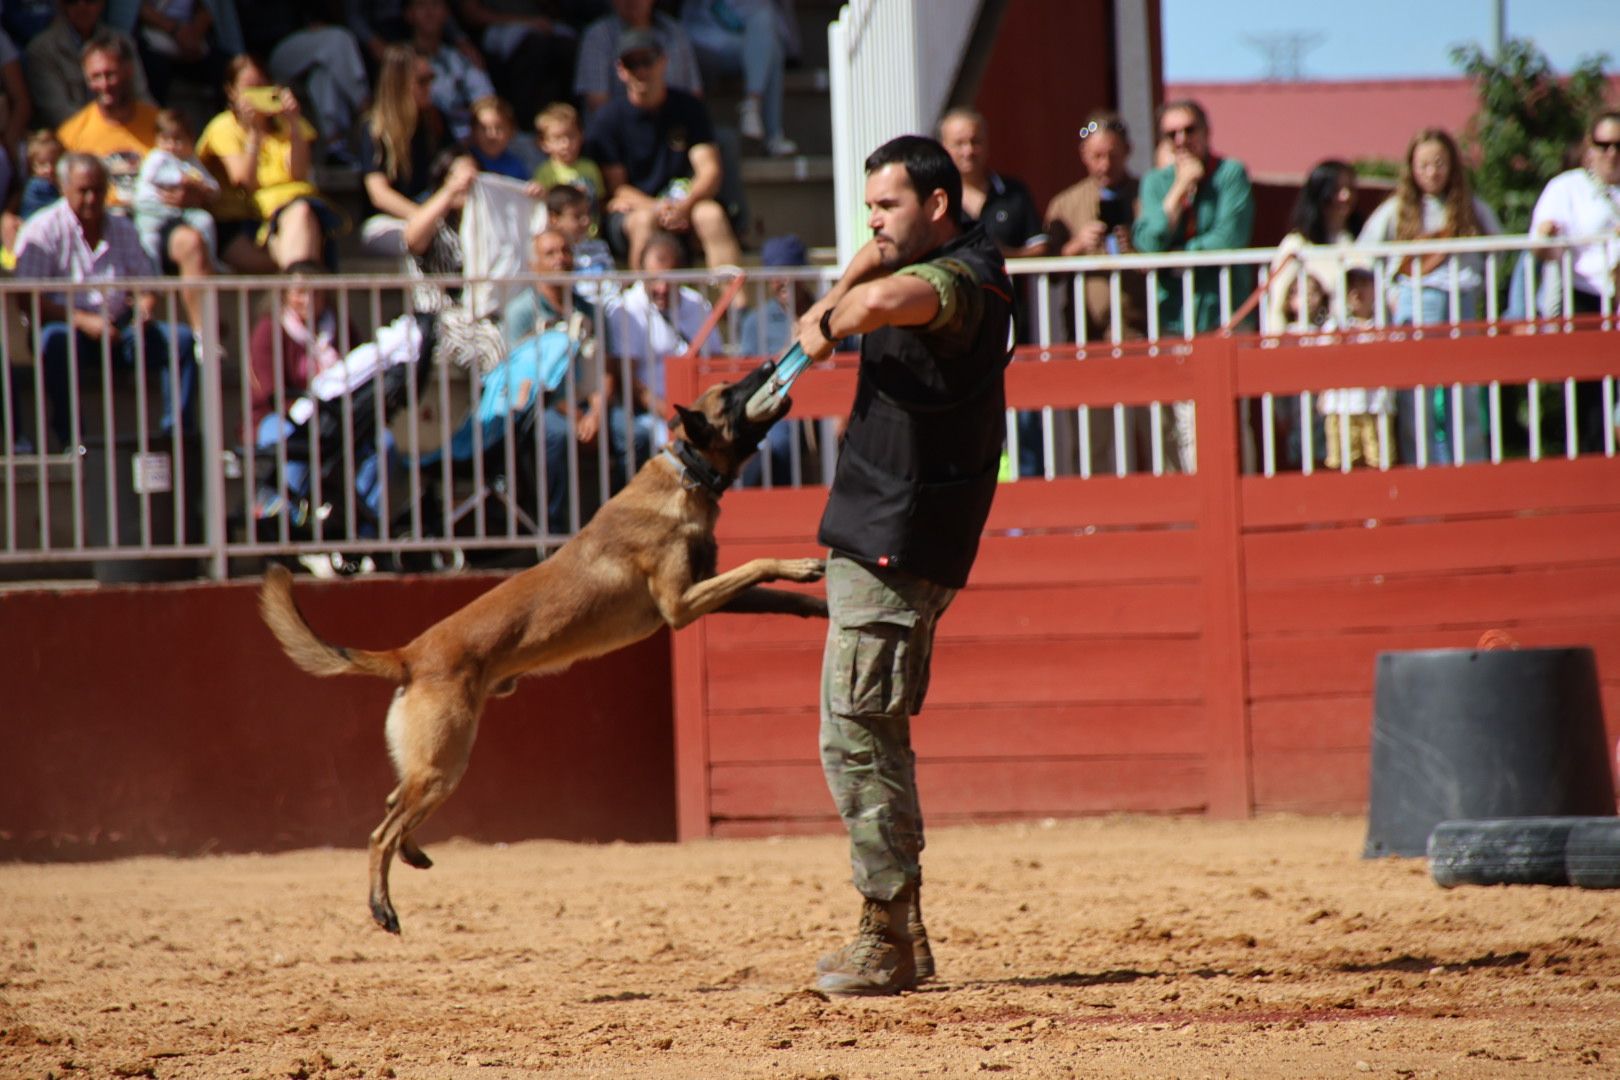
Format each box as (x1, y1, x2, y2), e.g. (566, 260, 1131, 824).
(674, 403, 715, 447)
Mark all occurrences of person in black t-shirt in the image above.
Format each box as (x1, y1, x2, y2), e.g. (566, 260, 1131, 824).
(582, 27, 740, 270)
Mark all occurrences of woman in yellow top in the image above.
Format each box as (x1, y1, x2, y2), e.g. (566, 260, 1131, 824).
(197, 55, 345, 272)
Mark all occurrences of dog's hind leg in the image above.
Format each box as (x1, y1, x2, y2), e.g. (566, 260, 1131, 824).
(368, 682, 480, 934)
(369, 773, 454, 933)
(399, 838, 434, 870)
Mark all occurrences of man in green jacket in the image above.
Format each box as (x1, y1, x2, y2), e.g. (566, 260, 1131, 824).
(1132, 99, 1256, 335)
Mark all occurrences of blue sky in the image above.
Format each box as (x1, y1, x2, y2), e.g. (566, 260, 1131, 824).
(1162, 0, 1619, 81)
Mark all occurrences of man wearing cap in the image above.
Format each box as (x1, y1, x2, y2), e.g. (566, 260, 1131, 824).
(583, 26, 740, 272)
(794, 134, 1014, 997)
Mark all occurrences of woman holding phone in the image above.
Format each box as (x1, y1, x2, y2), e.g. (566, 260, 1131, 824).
(197, 54, 345, 271)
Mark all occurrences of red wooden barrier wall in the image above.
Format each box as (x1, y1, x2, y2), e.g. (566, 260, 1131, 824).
(0, 575, 675, 859)
(667, 330, 1620, 839)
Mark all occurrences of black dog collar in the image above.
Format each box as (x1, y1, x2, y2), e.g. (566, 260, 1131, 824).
(664, 439, 733, 498)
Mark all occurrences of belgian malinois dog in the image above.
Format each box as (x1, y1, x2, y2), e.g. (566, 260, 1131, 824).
(260, 364, 825, 934)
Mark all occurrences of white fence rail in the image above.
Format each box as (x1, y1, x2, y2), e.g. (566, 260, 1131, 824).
(0, 235, 1614, 581)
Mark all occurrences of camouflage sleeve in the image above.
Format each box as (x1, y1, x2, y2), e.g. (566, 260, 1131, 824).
(895, 255, 984, 343)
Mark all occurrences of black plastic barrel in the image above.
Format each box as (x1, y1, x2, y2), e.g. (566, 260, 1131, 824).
(82, 435, 200, 583)
(1363, 647, 1615, 858)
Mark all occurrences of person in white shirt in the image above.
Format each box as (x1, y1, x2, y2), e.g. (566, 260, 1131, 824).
(595, 229, 716, 484)
(1528, 111, 1620, 451)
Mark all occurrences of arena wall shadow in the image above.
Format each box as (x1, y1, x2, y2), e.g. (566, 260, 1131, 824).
(0, 574, 675, 860)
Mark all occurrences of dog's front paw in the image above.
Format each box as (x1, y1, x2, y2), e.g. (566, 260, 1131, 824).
(779, 558, 826, 583)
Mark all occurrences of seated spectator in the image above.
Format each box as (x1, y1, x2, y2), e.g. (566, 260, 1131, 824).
(20, 130, 63, 219)
(404, 0, 494, 142)
(500, 225, 594, 533)
(596, 228, 715, 479)
(503, 225, 593, 350)
(1528, 110, 1620, 451)
(585, 28, 739, 270)
(574, 0, 700, 116)
(14, 152, 196, 447)
(358, 43, 453, 256)
(532, 101, 605, 221)
(736, 232, 811, 486)
(197, 55, 342, 272)
(55, 29, 158, 208)
(60, 30, 218, 331)
(25, 0, 152, 130)
(248, 259, 344, 435)
(465, 94, 528, 179)
(113, 0, 239, 106)
(545, 183, 615, 311)
(681, 0, 794, 156)
(403, 151, 505, 374)
(1357, 127, 1499, 465)
(1266, 159, 1360, 335)
(455, 0, 576, 133)
(267, 1, 372, 165)
(132, 108, 220, 329)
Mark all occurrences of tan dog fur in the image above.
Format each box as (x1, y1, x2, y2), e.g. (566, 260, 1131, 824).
(260, 376, 825, 933)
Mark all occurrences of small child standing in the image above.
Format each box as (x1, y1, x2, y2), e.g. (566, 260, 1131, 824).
(20, 130, 63, 220)
(1320, 268, 1393, 469)
(532, 103, 605, 234)
(132, 108, 221, 270)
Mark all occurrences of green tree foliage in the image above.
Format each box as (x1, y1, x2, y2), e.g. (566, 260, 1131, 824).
(1450, 39, 1611, 232)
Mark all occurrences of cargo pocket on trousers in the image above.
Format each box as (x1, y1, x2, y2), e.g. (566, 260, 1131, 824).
(835, 622, 913, 719)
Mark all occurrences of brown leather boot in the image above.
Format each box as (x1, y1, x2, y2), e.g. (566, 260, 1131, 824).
(818, 881, 934, 982)
(814, 889, 916, 996)
(909, 879, 935, 982)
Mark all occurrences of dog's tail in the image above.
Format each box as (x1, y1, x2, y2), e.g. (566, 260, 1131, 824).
(259, 564, 407, 682)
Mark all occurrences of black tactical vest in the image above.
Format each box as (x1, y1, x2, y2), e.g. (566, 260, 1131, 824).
(818, 224, 1014, 588)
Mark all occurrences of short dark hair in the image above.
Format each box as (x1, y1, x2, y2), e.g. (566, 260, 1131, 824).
(545, 183, 590, 216)
(864, 134, 962, 224)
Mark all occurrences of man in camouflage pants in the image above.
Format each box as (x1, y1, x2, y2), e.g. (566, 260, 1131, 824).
(796, 134, 1013, 996)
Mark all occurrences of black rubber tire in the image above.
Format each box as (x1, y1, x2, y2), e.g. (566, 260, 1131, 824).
(1425, 817, 1608, 887)
(1565, 818, 1620, 889)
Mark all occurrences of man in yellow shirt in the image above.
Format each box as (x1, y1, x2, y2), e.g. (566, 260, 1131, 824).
(57, 31, 216, 335)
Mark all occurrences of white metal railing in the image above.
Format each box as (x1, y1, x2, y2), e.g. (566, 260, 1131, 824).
(0, 234, 1614, 580)
(828, 0, 984, 263)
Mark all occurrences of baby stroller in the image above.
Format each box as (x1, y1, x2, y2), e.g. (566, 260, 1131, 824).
(250, 313, 435, 570)
(416, 324, 584, 564)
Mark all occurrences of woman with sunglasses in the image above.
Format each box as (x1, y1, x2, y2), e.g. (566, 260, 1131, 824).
(1526, 111, 1620, 451)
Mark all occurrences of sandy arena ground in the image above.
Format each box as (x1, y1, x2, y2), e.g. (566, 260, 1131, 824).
(3, 815, 1619, 1079)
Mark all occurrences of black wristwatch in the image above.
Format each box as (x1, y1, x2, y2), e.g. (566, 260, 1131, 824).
(819, 306, 836, 342)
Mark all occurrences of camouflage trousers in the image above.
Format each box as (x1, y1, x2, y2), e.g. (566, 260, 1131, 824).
(820, 553, 956, 902)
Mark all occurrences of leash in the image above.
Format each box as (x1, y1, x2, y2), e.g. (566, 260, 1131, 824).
(743, 341, 812, 421)
(663, 439, 732, 498)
